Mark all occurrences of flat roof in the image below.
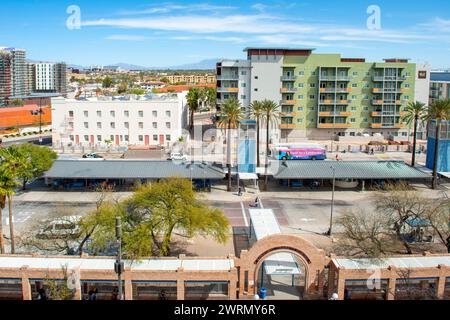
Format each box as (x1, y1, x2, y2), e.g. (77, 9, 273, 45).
(0, 256, 234, 271)
(243, 47, 315, 52)
(333, 256, 450, 270)
(271, 160, 431, 180)
(45, 160, 225, 180)
(431, 72, 450, 82)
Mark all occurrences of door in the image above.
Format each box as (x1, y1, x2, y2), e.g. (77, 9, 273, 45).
(75, 135, 79, 144)
(115, 135, 120, 145)
(145, 135, 150, 146)
(159, 135, 165, 145)
(90, 135, 94, 144)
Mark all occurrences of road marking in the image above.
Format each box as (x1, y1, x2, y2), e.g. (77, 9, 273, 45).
(240, 202, 249, 227)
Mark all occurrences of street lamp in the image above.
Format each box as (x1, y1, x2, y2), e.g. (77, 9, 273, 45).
(114, 216, 124, 300)
(326, 165, 336, 236)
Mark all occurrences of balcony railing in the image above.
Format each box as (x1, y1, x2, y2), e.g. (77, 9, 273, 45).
(281, 76, 297, 81)
(281, 100, 297, 105)
(280, 111, 298, 117)
(280, 123, 296, 129)
(319, 99, 352, 105)
(280, 87, 297, 93)
(372, 88, 406, 94)
(217, 87, 239, 93)
(373, 76, 407, 82)
(318, 123, 351, 128)
(319, 111, 351, 117)
(320, 76, 352, 81)
(216, 75, 239, 80)
(319, 88, 352, 93)
(370, 123, 404, 128)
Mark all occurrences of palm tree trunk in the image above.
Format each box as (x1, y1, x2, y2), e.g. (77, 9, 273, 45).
(411, 116, 418, 167)
(432, 119, 441, 189)
(8, 194, 15, 254)
(0, 206, 4, 254)
(256, 117, 260, 168)
(227, 120, 232, 192)
(190, 110, 194, 133)
(264, 115, 270, 191)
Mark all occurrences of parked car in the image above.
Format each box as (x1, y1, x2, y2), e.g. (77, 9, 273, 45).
(82, 152, 103, 159)
(168, 152, 189, 161)
(36, 216, 82, 240)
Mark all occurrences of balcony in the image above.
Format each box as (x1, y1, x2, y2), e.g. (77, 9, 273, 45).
(281, 100, 297, 105)
(280, 87, 297, 93)
(216, 75, 239, 80)
(372, 88, 406, 94)
(280, 111, 298, 117)
(217, 87, 239, 93)
(319, 87, 352, 93)
(280, 123, 296, 129)
(370, 123, 404, 128)
(319, 100, 351, 105)
(373, 76, 407, 82)
(281, 75, 297, 81)
(320, 76, 352, 81)
(318, 123, 351, 128)
(319, 111, 351, 117)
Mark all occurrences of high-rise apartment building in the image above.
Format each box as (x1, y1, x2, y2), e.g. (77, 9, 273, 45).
(29, 62, 67, 97)
(217, 48, 430, 141)
(430, 72, 450, 104)
(0, 47, 28, 105)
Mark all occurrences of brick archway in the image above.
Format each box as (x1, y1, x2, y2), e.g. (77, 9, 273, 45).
(236, 234, 326, 299)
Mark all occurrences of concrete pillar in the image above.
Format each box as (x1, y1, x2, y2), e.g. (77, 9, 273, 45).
(177, 279, 185, 300)
(327, 267, 336, 298)
(229, 269, 237, 300)
(336, 278, 345, 300)
(20, 266, 32, 300)
(248, 270, 256, 296)
(124, 267, 133, 300)
(436, 265, 447, 299)
(239, 268, 245, 294)
(386, 278, 396, 300)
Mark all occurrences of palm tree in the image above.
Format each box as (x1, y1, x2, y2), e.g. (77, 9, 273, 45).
(248, 101, 264, 168)
(261, 100, 280, 191)
(424, 99, 450, 189)
(402, 101, 426, 167)
(186, 88, 200, 132)
(0, 172, 8, 254)
(217, 99, 243, 192)
(0, 145, 27, 253)
(205, 87, 217, 112)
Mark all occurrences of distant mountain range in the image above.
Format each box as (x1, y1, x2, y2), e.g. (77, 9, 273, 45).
(69, 58, 222, 71)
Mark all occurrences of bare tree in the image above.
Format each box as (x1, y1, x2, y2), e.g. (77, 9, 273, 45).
(394, 268, 438, 300)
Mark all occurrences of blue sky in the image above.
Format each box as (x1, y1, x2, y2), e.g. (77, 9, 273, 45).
(1, 0, 450, 68)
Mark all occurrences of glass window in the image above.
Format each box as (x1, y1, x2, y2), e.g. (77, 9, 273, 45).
(166, 122, 171, 129)
(110, 111, 115, 117)
(241, 83, 246, 87)
(110, 122, 115, 129)
(138, 135, 143, 142)
(299, 71, 304, 76)
(166, 135, 171, 141)
(83, 111, 88, 117)
(153, 135, 158, 141)
(97, 135, 102, 141)
(138, 110, 144, 117)
(69, 111, 74, 117)
(125, 135, 129, 142)
(97, 122, 101, 129)
(152, 111, 157, 117)
(97, 111, 101, 117)
(69, 122, 74, 128)
(84, 135, 89, 142)
(84, 122, 89, 129)
(124, 122, 129, 129)
(165, 111, 171, 117)
(153, 122, 157, 129)
(124, 111, 129, 117)
(139, 122, 143, 129)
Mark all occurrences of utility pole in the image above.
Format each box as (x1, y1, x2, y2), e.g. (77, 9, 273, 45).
(326, 165, 336, 236)
(115, 217, 124, 300)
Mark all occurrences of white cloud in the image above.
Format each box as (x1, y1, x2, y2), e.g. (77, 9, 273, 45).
(121, 3, 237, 15)
(251, 3, 268, 13)
(105, 35, 149, 41)
(421, 17, 450, 32)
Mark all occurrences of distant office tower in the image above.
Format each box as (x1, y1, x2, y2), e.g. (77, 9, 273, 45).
(29, 62, 67, 97)
(0, 47, 28, 105)
(217, 48, 431, 141)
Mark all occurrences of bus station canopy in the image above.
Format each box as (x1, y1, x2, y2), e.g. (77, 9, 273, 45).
(45, 160, 225, 180)
(271, 160, 431, 180)
(249, 209, 301, 275)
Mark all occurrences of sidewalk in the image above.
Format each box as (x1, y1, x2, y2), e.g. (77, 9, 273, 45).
(15, 191, 133, 203)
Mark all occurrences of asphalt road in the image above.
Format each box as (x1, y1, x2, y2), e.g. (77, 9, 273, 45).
(1, 135, 52, 147)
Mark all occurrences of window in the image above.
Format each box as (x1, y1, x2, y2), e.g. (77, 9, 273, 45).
(84, 135, 89, 142)
(97, 111, 101, 117)
(309, 107, 315, 111)
(69, 122, 74, 128)
(138, 111, 144, 117)
(110, 122, 115, 129)
(97, 135, 102, 141)
(241, 71, 247, 75)
(352, 84, 357, 88)
(68, 111, 74, 117)
(241, 95, 246, 99)
(364, 83, 370, 88)
(364, 95, 369, 100)
(138, 135, 143, 142)
(110, 135, 114, 141)
(165, 111, 171, 117)
(153, 122, 157, 129)
(139, 122, 143, 129)
(241, 83, 246, 87)
(166, 122, 171, 129)
(299, 71, 304, 76)
(363, 106, 369, 111)
(299, 83, 304, 88)
(311, 71, 316, 76)
(353, 72, 358, 76)
(351, 106, 356, 111)
(124, 111, 129, 117)
(69, 135, 74, 141)
(83, 111, 88, 117)
(298, 95, 304, 99)
(350, 118, 356, 123)
(166, 135, 171, 141)
(97, 122, 102, 129)
(405, 83, 410, 88)
(110, 111, 115, 117)
(363, 118, 368, 122)
(254, 76, 258, 79)
(350, 132, 356, 136)
(124, 122, 129, 129)
(125, 135, 129, 142)
(152, 111, 157, 117)
(310, 83, 316, 88)
(297, 119, 303, 123)
(402, 132, 408, 137)
(297, 107, 303, 111)
(153, 135, 158, 141)
(84, 122, 89, 129)
(254, 88, 258, 92)
(309, 95, 315, 99)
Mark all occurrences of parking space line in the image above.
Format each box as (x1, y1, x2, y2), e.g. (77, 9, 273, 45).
(240, 202, 249, 227)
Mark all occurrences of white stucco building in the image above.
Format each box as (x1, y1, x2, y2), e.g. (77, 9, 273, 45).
(51, 93, 188, 149)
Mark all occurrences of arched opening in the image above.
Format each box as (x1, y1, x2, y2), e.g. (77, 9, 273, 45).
(253, 249, 310, 300)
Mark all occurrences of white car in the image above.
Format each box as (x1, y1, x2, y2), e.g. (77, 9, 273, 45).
(36, 216, 82, 240)
(169, 152, 189, 161)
